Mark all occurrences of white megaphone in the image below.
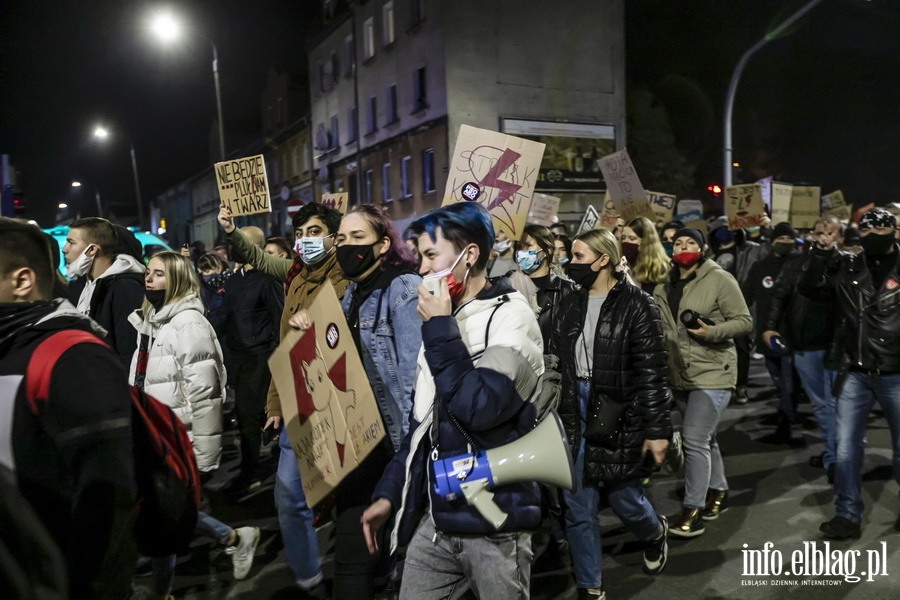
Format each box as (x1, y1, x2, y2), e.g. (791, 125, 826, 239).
(432, 410, 575, 530)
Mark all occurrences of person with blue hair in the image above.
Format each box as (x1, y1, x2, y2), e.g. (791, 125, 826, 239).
(361, 201, 545, 598)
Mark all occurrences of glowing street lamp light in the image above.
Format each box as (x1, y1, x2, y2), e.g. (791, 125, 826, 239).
(93, 124, 144, 228)
(93, 126, 109, 139)
(71, 181, 82, 188)
(149, 10, 226, 161)
(58, 203, 68, 209)
(70, 181, 103, 217)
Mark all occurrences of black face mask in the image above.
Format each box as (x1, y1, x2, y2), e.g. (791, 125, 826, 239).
(145, 289, 167, 311)
(772, 242, 794, 257)
(861, 232, 895, 256)
(336, 242, 380, 279)
(568, 259, 602, 289)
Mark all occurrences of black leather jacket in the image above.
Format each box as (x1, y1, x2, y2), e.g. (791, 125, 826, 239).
(798, 244, 900, 373)
(549, 279, 672, 486)
(535, 273, 577, 348)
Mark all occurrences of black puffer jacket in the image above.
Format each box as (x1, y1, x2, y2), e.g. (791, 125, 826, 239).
(549, 279, 672, 486)
(535, 273, 578, 347)
(799, 244, 900, 373)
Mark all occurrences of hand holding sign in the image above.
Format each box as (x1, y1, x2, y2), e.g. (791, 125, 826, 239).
(217, 203, 235, 233)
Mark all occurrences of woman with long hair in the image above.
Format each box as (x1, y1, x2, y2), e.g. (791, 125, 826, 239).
(289, 205, 421, 599)
(550, 229, 672, 598)
(621, 217, 670, 295)
(129, 252, 259, 598)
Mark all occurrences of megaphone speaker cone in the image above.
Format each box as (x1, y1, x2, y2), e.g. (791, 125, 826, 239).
(486, 410, 575, 491)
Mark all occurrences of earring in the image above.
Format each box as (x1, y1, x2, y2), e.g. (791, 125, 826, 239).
(465, 262, 470, 268)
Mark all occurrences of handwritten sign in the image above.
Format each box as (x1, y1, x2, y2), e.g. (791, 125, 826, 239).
(771, 183, 793, 225)
(724, 184, 766, 230)
(214, 154, 271, 216)
(577, 205, 601, 234)
(597, 149, 655, 223)
(675, 199, 704, 224)
(790, 186, 821, 229)
(527, 193, 561, 227)
(268, 281, 385, 507)
(598, 190, 619, 228)
(443, 125, 546, 240)
(646, 191, 676, 227)
(321, 192, 348, 215)
(757, 177, 773, 211)
(822, 190, 851, 221)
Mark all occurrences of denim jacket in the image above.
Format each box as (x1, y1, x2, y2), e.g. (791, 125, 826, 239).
(341, 272, 422, 450)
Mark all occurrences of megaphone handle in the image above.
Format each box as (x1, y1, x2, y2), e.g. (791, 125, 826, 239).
(460, 479, 508, 530)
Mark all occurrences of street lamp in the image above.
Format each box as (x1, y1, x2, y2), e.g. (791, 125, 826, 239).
(93, 124, 145, 229)
(72, 181, 103, 218)
(723, 0, 824, 187)
(150, 10, 226, 161)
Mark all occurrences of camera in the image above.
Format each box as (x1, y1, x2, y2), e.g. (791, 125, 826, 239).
(679, 309, 715, 330)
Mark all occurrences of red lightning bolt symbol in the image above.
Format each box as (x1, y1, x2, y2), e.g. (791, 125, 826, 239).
(479, 148, 522, 211)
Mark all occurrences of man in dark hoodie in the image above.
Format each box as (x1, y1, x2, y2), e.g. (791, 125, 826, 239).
(63, 218, 145, 365)
(0, 218, 136, 599)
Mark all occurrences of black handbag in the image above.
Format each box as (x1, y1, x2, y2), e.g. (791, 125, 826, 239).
(583, 393, 627, 451)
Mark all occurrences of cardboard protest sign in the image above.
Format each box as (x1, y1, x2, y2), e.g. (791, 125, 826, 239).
(268, 281, 385, 507)
(443, 125, 546, 240)
(527, 193, 561, 227)
(757, 177, 773, 211)
(577, 205, 601, 234)
(215, 154, 271, 216)
(771, 183, 793, 225)
(685, 219, 708, 237)
(853, 203, 875, 224)
(724, 184, 766, 230)
(596, 149, 656, 223)
(675, 200, 704, 224)
(790, 186, 821, 229)
(599, 190, 619, 228)
(321, 192, 349, 215)
(822, 190, 851, 220)
(646, 191, 676, 227)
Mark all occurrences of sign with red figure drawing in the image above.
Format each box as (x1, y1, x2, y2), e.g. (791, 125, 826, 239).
(268, 281, 384, 507)
(442, 124, 546, 241)
(724, 184, 767, 230)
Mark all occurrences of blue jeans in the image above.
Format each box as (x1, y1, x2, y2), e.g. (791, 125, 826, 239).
(793, 350, 837, 467)
(151, 511, 232, 594)
(275, 425, 324, 587)
(833, 372, 900, 523)
(563, 380, 662, 589)
(675, 389, 731, 509)
(765, 354, 796, 421)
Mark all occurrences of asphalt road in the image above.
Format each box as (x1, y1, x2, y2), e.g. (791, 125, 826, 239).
(135, 359, 900, 600)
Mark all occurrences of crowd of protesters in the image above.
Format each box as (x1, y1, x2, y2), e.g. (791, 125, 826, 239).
(1, 194, 899, 600)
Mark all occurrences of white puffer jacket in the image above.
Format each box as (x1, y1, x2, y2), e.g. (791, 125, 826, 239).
(128, 294, 226, 471)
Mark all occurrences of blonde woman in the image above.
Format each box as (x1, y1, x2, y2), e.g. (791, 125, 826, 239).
(128, 252, 259, 597)
(622, 217, 670, 295)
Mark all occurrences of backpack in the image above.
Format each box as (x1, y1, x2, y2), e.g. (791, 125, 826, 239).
(25, 330, 201, 557)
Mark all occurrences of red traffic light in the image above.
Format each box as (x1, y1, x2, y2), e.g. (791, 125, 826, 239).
(707, 184, 722, 196)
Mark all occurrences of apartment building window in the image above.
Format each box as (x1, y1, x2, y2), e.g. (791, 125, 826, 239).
(342, 35, 354, 76)
(364, 169, 374, 204)
(382, 163, 392, 202)
(330, 51, 339, 85)
(330, 115, 340, 150)
(363, 17, 376, 60)
(318, 61, 328, 92)
(412, 66, 427, 112)
(400, 155, 412, 198)
(346, 107, 358, 143)
(302, 144, 311, 173)
(410, 0, 425, 27)
(366, 96, 378, 134)
(382, 1, 395, 46)
(386, 85, 398, 124)
(422, 148, 435, 193)
(291, 146, 299, 177)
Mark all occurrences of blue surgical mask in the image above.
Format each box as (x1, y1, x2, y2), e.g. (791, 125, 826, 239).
(663, 241, 674, 258)
(558, 256, 570, 266)
(297, 235, 332, 265)
(516, 250, 542, 274)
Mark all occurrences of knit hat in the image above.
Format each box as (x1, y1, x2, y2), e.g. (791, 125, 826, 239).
(112, 225, 143, 261)
(859, 208, 897, 231)
(771, 222, 797, 240)
(843, 226, 861, 246)
(673, 227, 705, 249)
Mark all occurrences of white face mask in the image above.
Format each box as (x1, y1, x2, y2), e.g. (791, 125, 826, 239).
(66, 245, 95, 279)
(422, 248, 467, 296)
(295, 234, 333, 266)
(493, 240, 512, 254)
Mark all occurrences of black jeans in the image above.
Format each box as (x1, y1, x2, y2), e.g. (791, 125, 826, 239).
(233, 352, 271, 477)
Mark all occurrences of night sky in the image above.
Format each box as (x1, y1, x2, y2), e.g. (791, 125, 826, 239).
(2, 0, 899, 226)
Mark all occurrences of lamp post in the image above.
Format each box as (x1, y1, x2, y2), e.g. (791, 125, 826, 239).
(94, 126, 145, 229)
(150, 11, 226, 161)
(723, 0, 824, 187)
(72, 181, 103, 218)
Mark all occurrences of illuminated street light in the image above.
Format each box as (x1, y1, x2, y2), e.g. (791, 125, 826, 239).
(732, 162, 740, 168)
(149, 10, 226, 161)
(58, 203, 68, 209)
(93, 124, 144, 228)
(94, 126, 109, 139)
(71, 181, 82, 188)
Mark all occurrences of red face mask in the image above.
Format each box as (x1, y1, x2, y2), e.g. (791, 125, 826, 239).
(672, 251, 702, 268)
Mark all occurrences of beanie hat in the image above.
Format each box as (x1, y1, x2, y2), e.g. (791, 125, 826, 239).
(673, 227, 705, 249)
(843, 226, 861, 246)
(112, 225, 143, 261)
(713, 227, 734, 245)
(859, 208, 897, 231)
(772, 222, 797, 240)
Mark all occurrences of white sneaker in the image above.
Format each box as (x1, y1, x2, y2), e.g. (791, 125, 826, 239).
(226, 526, 260, 580)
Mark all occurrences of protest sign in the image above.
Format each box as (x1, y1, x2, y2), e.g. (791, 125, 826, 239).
(527, 193, 561, 227)
(215, 154, 271, 216)
(853, 203, 875, 224)
(321, 192, 349, 215)
(724, 184, 766, 230)
(646, 191, 676, 226)
(771, 183, 793, 224)
(596, 149, 656, 222)
(757, 177, 773, 211)
(685, 219, 708, 237)
(822, 190, 851, 221)
(443, 125, 546, 240)
(599, 190, 619, 228)
(268, 281, 385, 507)
(675, 199, 704, 224)
(577, 205, 601, 234)
(790, 186, 821, 229)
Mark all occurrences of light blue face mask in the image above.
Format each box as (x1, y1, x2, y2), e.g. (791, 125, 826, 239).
(515, 250, 542, 274)
(558, 256, 570, 266)
(297, 235, 332, 265)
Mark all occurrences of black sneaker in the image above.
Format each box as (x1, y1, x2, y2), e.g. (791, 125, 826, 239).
(819, 516, 861, 540)
(669, 507, 705, 538)
(643, 515, 668, 575)
(809, 453, 825, 468)
(576, 589, 606, 599)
